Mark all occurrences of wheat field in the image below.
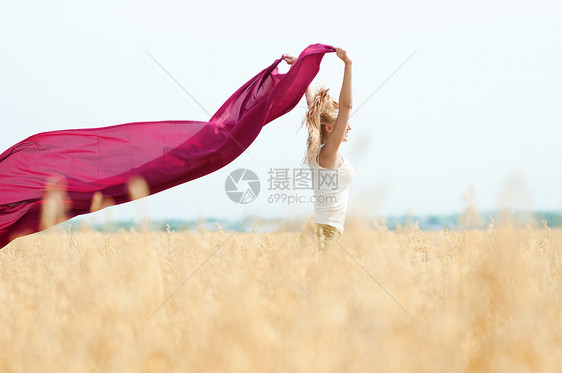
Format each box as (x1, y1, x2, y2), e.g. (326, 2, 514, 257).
(0, 217, 561, 372)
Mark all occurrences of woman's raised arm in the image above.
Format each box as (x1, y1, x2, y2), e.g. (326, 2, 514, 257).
(324, 47, 352, 154)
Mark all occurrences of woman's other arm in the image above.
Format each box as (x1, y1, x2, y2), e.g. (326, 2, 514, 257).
(305, 86, 314, 109)
(283, 54, 315, 109)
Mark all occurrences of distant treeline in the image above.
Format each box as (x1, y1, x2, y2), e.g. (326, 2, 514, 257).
(74, 210, 562, 233)
(382, 210, 562, 230)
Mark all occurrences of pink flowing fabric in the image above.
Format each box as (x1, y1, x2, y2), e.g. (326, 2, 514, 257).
(0, 43, 335, 248)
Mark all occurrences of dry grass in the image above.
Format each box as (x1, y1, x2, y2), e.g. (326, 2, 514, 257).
(0, 218, 561, 372)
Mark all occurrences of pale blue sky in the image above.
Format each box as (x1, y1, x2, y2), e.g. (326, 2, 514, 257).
(1, 0, 561, 223)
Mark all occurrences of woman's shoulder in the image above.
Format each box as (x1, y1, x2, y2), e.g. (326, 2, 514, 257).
(317, 149, 345, 169)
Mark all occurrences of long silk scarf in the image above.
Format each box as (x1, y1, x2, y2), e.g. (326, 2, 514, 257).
(0, 43, 335, 248)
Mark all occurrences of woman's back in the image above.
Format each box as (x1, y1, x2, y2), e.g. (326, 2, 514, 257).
(309, 144, 355, 234)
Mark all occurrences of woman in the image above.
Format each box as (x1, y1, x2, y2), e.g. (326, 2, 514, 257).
(283, 47, 355, 242)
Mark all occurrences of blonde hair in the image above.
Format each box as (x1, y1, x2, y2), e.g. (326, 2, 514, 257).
(301, 86, 339, 167)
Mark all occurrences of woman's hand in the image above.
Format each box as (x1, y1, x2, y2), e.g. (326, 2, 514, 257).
(282, 54, 298, 65)
(335, 47, 352, 65)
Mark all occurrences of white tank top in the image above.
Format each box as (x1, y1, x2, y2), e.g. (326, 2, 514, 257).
(309, 143, 355, 234)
